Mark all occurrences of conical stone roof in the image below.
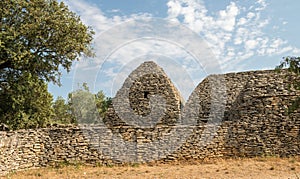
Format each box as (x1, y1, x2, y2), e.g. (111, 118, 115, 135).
(103, 61, 183, 141)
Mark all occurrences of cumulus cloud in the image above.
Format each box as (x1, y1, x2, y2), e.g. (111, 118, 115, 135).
(65, 0, 210, 98)
(65, 0, 152, 34)
(166, 0, 300, 71)
(64, 0, 153, 94)
(64, 0, 300, 97)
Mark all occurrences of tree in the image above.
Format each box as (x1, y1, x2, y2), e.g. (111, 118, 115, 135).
(0, 0, 94, 84)
(95, 90, 112, 119)
(0, 0, 94, 129)
(0, 73, 53, 130)
(68, 83, 98, 124)
(276, 56, 300, 113)
(68, 83, 112, 124)
(52, 96, 74, 124)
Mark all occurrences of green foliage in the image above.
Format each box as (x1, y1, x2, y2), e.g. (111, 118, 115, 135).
(68, 83, 111, 124)
(0, 0, 94, 84)
(68, 83, 98, 124)
(276, 56, 300, 113)
(0, 73, 53, 130)
(95, 91, 112, 119)
(0, 0, 94, 130)
(276, 56, 300, 75)
(52, 96, 74, 124)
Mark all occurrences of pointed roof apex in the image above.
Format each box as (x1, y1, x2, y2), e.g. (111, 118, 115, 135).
(111, 60, 183, 128)
(136, 60, 160, 69)
(130, 61, 165, 77)
(143, 60, 157, 65)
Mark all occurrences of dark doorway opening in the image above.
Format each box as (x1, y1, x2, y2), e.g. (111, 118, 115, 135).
(144, 91, 150, 99)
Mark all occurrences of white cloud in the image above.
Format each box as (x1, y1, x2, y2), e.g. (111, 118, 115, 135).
(64, 0, 300, 96)
(237, 17, 247, 26)
(65, 0, 152, 34)
(255, 0, 268, 11)
(65, 0, 213, 98)
(167, 0, 182, 18)
(217, 2, 239, 32)
(166, 0, 300, 72)
(109, 9, 121, 13)
(245, 40, 258, 50)
(247, 12, 255, 19)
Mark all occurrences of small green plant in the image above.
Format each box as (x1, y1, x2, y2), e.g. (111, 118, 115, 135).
(95, 162, 103, 167)
(6, 170, 17, 178)
(53, 160, 83, 169)
(130, 163, 140, 168)
(289, 158, 296, 163)
(276, 56, 300, 114)
(105, 163, 114, 168)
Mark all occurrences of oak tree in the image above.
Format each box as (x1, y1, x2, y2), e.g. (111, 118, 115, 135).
(0, 0, 94, 84)
(0, 73, 53, 130)
(0, 0, 94, 129)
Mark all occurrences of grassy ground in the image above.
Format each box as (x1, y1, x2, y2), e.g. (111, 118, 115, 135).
(3, 157, 300, 179)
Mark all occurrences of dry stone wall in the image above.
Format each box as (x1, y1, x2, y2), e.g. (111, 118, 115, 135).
(167, 70, 300, 161)
(0, 64, 299, 175)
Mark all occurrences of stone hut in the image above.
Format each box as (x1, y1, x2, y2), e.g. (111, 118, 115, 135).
(103, 61, 183, 141)
(1, 69, 300, 175)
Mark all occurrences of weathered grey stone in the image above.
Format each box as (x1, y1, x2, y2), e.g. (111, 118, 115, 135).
(0, 64, 299, 176)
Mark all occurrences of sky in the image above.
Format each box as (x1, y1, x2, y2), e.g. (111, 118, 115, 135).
(49, 0, 300, 100)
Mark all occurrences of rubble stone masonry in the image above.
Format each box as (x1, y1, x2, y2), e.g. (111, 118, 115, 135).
(0, 62, 299, 175)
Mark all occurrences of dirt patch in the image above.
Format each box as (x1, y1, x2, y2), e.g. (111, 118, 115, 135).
(4, 157, 300, 179)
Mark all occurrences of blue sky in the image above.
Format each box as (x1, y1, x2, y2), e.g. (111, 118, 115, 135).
(49, 0, 300, 100)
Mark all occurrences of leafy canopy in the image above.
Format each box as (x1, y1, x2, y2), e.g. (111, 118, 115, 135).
(0, 73, 53, 130)
(67, 83, 112, 124)
(51, 85, 111, 125)
(0, 0, 94, 130)
(52, 96, 74, 124)
(0, 0, 94, 84)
